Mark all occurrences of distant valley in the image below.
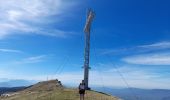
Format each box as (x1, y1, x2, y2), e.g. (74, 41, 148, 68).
(94, 87, 170, 100)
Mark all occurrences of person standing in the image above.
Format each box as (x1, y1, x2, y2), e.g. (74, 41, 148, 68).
(79, 82, 85, 100)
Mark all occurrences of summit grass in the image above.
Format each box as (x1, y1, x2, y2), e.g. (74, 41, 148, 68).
(0, 80, 119, 100)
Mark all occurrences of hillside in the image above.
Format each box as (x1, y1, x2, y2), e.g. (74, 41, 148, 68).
(0, 87, 26, 95)
(0, 80, 120, 100)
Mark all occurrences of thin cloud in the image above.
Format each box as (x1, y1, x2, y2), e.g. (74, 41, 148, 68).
(101, 41, 170, 55)
(0, 48, 22, 53)
(138, 41, 170, 50)
(122, 53, 170, 65)
(119, 41, 170, 65)
(0, 0, 78, 39)
(15, 55, 47, 64)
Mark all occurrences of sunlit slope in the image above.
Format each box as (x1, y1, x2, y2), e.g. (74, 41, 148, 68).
(0, 80, 119, 100)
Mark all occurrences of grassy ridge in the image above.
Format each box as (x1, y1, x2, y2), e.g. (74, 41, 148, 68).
(0, 80, 119, 100)
(1, 89, 118, 100)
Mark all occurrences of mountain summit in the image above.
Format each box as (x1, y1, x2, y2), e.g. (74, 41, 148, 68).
(0, 79, 120, 100)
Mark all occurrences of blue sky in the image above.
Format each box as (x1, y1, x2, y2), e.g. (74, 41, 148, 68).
(0, 0, 170, 89)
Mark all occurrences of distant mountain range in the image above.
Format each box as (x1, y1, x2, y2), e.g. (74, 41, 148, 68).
(0, 79, 35, 95)
(93, 87, 170, 100)
(0, 79, 35, 87)
(0, 87, 26, 95)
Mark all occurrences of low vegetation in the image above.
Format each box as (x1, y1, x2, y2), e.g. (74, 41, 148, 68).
(0, 80, 119, 100)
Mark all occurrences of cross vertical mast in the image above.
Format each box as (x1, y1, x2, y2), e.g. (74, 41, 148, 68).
(83, 9, 95, 90)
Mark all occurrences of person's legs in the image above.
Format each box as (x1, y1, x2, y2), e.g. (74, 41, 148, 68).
(82, 94, 84, 100)
(79, 90, 82, 100)
(80, 94, 83, 100)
